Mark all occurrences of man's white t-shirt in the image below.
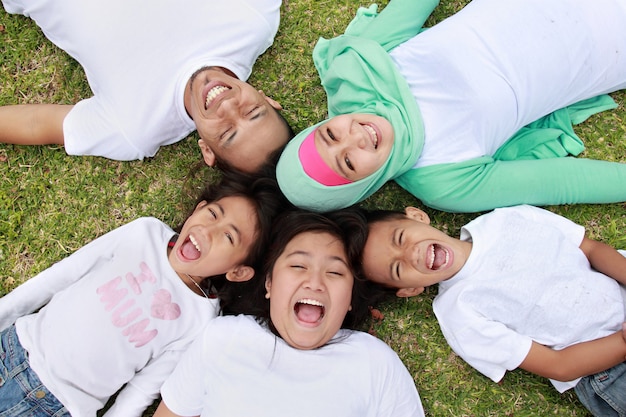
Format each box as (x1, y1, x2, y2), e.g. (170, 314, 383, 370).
(2, 0, 281, 160)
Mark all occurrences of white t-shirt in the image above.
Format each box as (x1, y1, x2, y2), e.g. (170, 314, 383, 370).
(161, 314, 425, 417)
(0, 218, 220, 417)
(434, 205, 626, 392)
(1, 0, 281, 160)
(389, 0, 626, 168)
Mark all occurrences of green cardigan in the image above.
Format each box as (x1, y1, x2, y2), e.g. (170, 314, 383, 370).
(276, 0, 625, 213)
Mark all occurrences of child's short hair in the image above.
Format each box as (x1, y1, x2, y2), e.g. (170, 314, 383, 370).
(362, 208, 408, 227)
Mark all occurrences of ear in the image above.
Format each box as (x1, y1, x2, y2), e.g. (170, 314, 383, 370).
(396, 287, 424, 298)
(198, 139, 217, 167)
(404, 207, 430, 224)
(260, 91, 283, 110)
(194, 200, 208, 211)
(225, 265, 255, 282)
(264, 275, 272, 298)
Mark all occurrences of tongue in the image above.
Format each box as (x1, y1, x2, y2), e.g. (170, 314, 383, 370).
(432, 245, 447, 270)
(296, 303, 323, 323)
(181, 239, 201, 260)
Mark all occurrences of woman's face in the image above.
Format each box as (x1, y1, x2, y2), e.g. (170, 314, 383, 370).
(265, 231, 354, 350)
(313, 114, 394, 182)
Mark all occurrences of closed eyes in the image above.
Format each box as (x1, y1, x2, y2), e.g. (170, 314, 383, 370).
(247, 106, 261, 117)
(394, 262, 401, 281)
(220, 127, 233, 141)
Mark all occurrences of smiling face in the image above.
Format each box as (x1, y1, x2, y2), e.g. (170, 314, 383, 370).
(265, 231, 354, 350)
(362, 207, 471, 297)
(184, 66, 291, 173)
(313, 113, 394, 182)
(168, 195, 258, 280)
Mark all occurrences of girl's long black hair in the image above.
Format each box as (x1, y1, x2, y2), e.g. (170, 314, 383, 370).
(222, 207, 384, 332)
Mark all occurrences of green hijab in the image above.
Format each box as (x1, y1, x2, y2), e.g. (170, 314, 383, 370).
(276, 1, 438, 212)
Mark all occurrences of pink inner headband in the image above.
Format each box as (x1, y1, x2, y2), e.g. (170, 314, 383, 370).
(299, 130, 353, 186)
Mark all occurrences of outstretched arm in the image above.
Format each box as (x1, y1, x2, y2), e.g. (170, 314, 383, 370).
(519, 328, 626, 382)
(356, 0, 439, 50)
(0, 104, 72, 145)
(397, 156, 626, 213)
(0, 219, 131, 330)
(579, 237, 626, 286)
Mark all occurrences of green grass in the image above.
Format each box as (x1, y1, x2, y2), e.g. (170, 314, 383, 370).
(1, 1, 625, 416)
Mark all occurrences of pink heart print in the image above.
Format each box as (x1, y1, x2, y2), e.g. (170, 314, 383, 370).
(151, 289, 181, 320)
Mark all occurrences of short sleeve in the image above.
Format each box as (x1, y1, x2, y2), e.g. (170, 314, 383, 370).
(63, 97, 154, 160)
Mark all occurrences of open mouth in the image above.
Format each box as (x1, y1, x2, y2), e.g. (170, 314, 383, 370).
(294, 299, 325, 324)
(179, 235, 201, 261)
(427, 244, 449, 270)
(205, 85, 230, 109)
(362, 124, 379, 149)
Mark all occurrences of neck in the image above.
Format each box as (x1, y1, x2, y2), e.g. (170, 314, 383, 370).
(179, 272, 208, 298)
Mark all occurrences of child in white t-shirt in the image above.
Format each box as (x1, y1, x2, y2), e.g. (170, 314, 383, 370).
(361, 204, 626, 417)
(153, 209, 425, 417)
(0, 176, 286, 417)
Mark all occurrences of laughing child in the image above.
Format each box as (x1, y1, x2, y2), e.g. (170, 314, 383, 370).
(361, 203, 626, 416)
(153, 209, 425, 417)
(0, 175, 286, 416)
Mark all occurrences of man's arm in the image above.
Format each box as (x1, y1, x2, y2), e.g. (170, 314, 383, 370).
(580, 237, 626, 286)
(519, 326, 626, 382)
(0, 104, 72, 145)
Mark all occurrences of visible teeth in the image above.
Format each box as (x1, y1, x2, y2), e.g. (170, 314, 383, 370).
(189, 235, 201, 252)
(363, 124, 378, 148)
(428, 245, 435, 269)
(205, 85, 230, 108)
(298, 298, 324, 307)
(428, 245, 449, 270)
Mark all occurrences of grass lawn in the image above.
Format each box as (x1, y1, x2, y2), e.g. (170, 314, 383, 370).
(2, 1, 625, 415)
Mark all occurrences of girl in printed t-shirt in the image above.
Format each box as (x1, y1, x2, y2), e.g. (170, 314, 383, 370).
(0, 175, 286, 417)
